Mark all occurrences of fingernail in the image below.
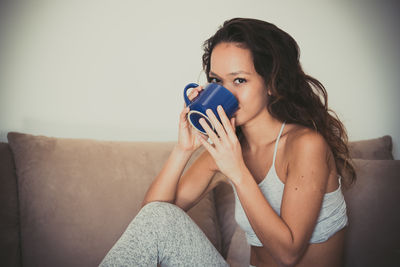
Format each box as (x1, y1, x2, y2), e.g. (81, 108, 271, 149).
(217, 105, 222, 111)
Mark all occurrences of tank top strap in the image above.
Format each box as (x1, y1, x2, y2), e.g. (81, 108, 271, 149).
(272, 122, 286, 166)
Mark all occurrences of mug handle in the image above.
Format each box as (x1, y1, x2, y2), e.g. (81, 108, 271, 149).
(183, 83, 199, 106)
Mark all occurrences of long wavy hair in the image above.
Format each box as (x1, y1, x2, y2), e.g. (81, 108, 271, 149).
(202, 18, 356, 187)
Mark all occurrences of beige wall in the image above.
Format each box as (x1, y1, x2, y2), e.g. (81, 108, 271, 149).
(0, 0, 399, 159)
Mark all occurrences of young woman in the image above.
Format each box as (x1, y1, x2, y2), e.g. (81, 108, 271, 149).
(100, 18, 356, 267)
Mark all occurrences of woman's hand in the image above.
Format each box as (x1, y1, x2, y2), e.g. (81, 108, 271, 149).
(198, 105, 248, 183)
(177, 86, 207, 153)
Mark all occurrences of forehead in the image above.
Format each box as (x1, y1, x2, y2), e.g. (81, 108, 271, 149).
(210, 43, 256, 74)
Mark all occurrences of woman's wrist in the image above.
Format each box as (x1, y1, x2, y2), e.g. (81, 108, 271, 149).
(173, 144, 195, 159)
(231, 163, 252, 186)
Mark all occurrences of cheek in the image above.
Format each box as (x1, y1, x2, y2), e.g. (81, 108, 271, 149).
(237, 87, 267, 110)
(236, 88, 252, 105)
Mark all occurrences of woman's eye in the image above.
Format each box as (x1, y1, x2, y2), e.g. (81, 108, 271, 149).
(234, 78, 247, 84)
(209, 77, 220, 83)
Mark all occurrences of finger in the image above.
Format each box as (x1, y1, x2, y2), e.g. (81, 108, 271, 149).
(180, 106, 190, 116)
(198, 135, 216, 157)
(188, 86, 204, 101)
(195, 131, 208, 141)
(188, 91, 198, 101)
(180, 106, 190, 125)
(193, 131, 207, 145)
(205, 108, 228, 140)
(217, 105, 236, 140)
(195, 85, 204, 92)
(199, 118, 220, 146)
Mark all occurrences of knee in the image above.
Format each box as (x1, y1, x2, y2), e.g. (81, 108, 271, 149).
(141, 201, 177, 213)
(139, 201, 184, 224)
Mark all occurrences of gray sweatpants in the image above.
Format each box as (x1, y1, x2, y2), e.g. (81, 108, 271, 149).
(99, 201, 229, 267)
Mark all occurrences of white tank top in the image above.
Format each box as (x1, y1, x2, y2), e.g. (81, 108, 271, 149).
(230, 122, 348, 246)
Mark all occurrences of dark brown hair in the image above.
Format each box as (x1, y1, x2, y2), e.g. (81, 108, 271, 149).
(202, 18, 356, 186)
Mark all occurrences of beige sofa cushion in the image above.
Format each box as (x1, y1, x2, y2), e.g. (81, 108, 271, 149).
(213, 174, 236, 259)
(343, 159, 400, 267)
(349, 135, 393, 160)
(214, 180, 251, 267)
(226, 225, 250, 267)
(7, 132, 221, 267)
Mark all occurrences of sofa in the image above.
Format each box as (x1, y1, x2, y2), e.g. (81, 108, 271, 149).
(1, 132, 399, 267)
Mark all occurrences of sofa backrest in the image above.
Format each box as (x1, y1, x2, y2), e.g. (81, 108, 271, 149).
(348, 135, 393, 160)
(2, 132, 399, 267)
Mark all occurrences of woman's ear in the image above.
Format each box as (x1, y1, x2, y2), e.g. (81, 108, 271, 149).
(267, 89, 272, 96)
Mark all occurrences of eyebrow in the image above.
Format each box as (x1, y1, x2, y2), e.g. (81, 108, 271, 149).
(209, 70, 251, 77)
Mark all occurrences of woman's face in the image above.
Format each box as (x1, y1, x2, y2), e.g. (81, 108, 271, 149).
(209, 42, 269, 126)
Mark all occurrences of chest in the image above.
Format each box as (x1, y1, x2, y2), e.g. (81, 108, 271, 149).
(243, 156, 271, 184)
(243, 148, 273, 184)
(242, 144, 288, 184)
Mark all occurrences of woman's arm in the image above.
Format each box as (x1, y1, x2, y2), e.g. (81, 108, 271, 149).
(142, 86, 224, 209)
(175, 150, 225, 211)
(141, 145, 193, 207)
(141, 146, 223, 211)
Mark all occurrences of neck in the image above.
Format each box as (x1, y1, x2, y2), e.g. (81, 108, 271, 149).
(240, 109, 283, 153)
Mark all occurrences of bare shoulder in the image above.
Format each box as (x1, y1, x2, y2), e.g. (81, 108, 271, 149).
(285, 125, 330, 160)
(283, 125, 333, 180)
(282, 125, 333, 194)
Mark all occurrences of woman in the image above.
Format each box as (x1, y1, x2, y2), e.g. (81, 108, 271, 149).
(100, 18, 356, 267)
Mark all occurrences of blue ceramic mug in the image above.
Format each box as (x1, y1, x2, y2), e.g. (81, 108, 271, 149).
(184, 82, 239, 134)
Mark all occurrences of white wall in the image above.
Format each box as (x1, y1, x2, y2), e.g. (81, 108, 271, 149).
(1, 0, 399, 159)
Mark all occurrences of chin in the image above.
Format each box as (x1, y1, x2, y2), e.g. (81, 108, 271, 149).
(234, 116, 244, 127)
